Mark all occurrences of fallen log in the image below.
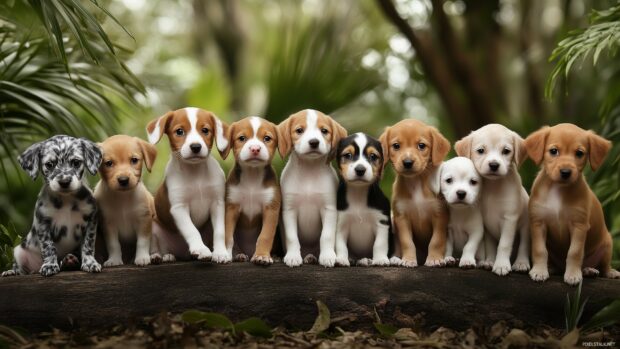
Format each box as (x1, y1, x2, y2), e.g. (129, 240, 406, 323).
(0, 262, 618, 331)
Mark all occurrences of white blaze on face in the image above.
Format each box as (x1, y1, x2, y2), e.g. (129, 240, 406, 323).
(181, 107, 208, 159)
(345, 133, 374, 183)
(295, 109, 329, 158)
(440, 157, 481, 206)
(240, 116, 269, 164)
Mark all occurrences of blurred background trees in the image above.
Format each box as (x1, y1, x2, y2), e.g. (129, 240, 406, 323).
(0, 0, 618, 267)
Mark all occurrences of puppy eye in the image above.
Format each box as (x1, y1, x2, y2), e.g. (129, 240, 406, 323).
(476, 148, 485, 154)
(418, 143, 426, 150)
(549, 148, 558, 156)
(201, 128, 209, 135)
(470, 179, 478, 185)
(295, 127, 304, 134)
(392, 143, 400, 150)
(45, 161, 55, 170)
(175, 128, 185, 136)
(71, 159, 82, 168)
(445, 178, 453, 184)
(369, 153, 378, 162)
(321, 128, 329, 135)
(238, 136, 247, 142)
(263, 135, 271, 142)
(104, 160, 113, 167)
(343, 153, 352, 160)
(502, 148, 511, 155)
(575, 149, 585, 158)
(130, 157, 139, 165)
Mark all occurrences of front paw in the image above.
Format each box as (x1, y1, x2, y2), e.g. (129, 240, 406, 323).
(104, 257, 123, 268)
(400, 258, 418, 268)
(603, 269, 620, 279)
(81, 257, 101, 273)
(425, 257, 445, 267)
(335, 256, 350, 267)
(512, 259, 531, 273)
(444, 256, 457, 266)
(190, 246, 212, 261)
(389, 256, 402, 265)
(150, 253, 163, 264)
(459, 256, 476, 269)
(251, 254, 273, 265)
(492, 259, 511, 276)
(564, 269, 583, 286)
(582, 267, 600, 277)
(372, 257, 390, 267)
(60, 254, 80, 270)
(319, 251, 336, 268)
(235, 253, 249, 262)
(162, 254, 176, 263)
(529, 265, 549, 282)
(134, 254, 151, 266)
(478, 260, 494, 270)
(283, 252, 303, 267)
(212, 249, 232, 264)
(40, 262, 60, 277)
(1, 270, 16, 277)
(356, 258, 371, 267)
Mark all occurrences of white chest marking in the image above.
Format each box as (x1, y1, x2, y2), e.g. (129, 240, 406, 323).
(228, 170, 274, 220)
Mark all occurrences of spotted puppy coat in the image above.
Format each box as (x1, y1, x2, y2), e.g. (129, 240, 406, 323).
(334, 133, 392, 267)
(2, 135, 103, 277)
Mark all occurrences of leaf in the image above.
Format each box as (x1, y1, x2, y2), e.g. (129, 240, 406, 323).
(309, 300, 331, 334)
(181, 310, 234, 332)
(234, 317, 272, 338)
(374, 322, 398, 337)
(581, 299, 620, 332)
(560, 329, 579, 348)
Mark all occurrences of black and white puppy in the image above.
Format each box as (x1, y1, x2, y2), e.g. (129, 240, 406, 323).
(334, 133, 392, 266)
(1, 135, 102, 277)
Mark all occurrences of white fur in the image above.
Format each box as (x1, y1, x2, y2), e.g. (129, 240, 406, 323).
(227, 167, 275, 220)
(238, 117, 269, 163)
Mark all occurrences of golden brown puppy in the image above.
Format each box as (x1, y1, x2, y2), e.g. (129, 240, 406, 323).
(380, 119, 451, 267)
(95, 135, 157, 267)
(222, 116, 281, 265)
(525, 123, 620, 285)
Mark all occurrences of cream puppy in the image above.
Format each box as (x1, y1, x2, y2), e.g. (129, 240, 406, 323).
(277, 109, 347, 267)
(95, 135, 157, 267)
(434, 157, 484, 268)
(455, 124, 530, 275)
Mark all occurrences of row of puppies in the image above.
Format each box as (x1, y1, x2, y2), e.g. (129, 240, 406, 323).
(2, 108, 618, 286)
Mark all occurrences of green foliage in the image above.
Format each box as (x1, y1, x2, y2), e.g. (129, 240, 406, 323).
(373, 307, 398, 337)
(181, 310, 272, 338)
(564, 281, 588, 333)
(0, 224, 20, 271)
(309, 300, 331, 334)
(581, 299, 620, 332)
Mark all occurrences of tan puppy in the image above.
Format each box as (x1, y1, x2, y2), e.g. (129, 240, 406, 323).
(95, 135, 157, 266)
(223, 116, 281, 265)
(525, 123, 620, 285)
(380, 119, 451, 267)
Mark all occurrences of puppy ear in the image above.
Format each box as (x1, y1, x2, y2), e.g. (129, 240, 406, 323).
(512, 131, 527, 167)
(430, 127, 451, 166)
(146, 111, 174, 144)
(328, 117, 348, 162)
(220, 121, 235, 160)
(429, 162, 443, 196)
(587, 131, 611, 171)
(211, 113, 230, 159)
(80, 138, 103, 175)
(379, 127, 390, 169)
(18, 141, 44, 180)
(277, 117, 292, 159)
(454, 134, 472, 158)
(136, 137, 157, 172)
(524, 126, 550, 165)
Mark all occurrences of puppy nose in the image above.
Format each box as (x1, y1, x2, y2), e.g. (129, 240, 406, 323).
(117, 176, 130, 187)
(58, 178, 71, 189)
(354, 165, 366, 177)
(308, 139, 320, 149)
(190, 143, 202, 154)
(402, 159, 414, 169)
(560, 169, 572, 179)
(489, 161, 500, 172)
(456, 190, 467, 200)
(249, 145, 261, 155)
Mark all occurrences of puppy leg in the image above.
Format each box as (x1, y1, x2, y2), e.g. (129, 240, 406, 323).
(444, 231, 456, 266)
(335, 216, 350, 267)
(564, 223, 588, 285)
(282, 203, 302, 267)
(134, 218, 152, 266)
(394, 214, 416, 267)
(600, 233, 620, 279)
(80, 217, 102, 273)
(478, 234, 496, 270)
(211, 198, 231, 263)
(103, 222, 123, 267)
(529, 220, 549, 282)
(171, 205, 211, 260)
(512, 217, 531, 273)
(492, 216, 518, 275)
(425, 214, 448, 267)
(37, 226, 60, 277)
(318, 203, 337, 268)
(372, 221, 390, 266)
(252, 202, 279, 265)
(225, 203, 240, 261)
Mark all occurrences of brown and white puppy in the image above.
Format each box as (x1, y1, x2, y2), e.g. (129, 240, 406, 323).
(222, 116, 281, 265)
(95, 135, 157, 267)
(278, 109, 347, 267)
(380, 119, 451, 267)
(147, 107, 230, 263)
(525, 123, 620, 285)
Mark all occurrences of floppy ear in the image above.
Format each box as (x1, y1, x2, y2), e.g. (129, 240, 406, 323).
(429, 162, 443, 196)
(18, 141, 44, 180)
(512, 131, 527, 167)
(210, 113, 229, 159)
(277, 117, 292, 159)
(430, 127, 451, 166)
(80, 138, 103, 175)
(136, 137, 157, 172)
(328, 117, 348, 162)
(587, 131, 611, 171)
(146, 111, 174, 144)
(379, 126, 390, 169)
(524, 126, 550, 165)
(454, 134, 472, 158)
(220, 122, 235, 160)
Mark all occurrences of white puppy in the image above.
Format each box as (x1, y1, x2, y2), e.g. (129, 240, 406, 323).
(455, 124, 530, 275)
(434, 157, 484, 268)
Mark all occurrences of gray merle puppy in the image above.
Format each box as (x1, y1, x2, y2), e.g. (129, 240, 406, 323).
(2, 135, 103, 277)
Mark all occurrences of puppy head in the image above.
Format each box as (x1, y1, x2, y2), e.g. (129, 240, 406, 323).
(379, 119, 450, 177)
(18, 135, 102, 193)
(337, 133, 383, 185)
(436, 157, 481, 207)
(146, 107, 228, 163)
(277, 109, 347, 161)
(455, 123, 526, 180)
(524, 123, 611, 184)
(99, 135, 157, 191)
(223, 116, 278, 167)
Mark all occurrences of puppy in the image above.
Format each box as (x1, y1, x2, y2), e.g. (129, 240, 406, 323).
(147, 107, 230, 263)
(455, 124, 530, 275)
(95, 135, 157, 267)
(334, 133, 392, 267)
(434, 157, 484, 268)
(222, 116, 281, 265)
(525, 123, 620, 285)
(277, 109, 347, 267)
(2, 135, 102, 276)
(380, 119, 451, 267)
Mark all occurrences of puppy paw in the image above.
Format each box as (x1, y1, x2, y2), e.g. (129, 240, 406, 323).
(271, 255, 282, 263)
(150, 253, 162, 265)
(444, 256, 457, 266)
(603, 269, 620, 279)
(60, 254, 80, 270)
(478, 260, 494, 270)
(582, 267, 600, 277)
(235, 253, 249, 262)
(492, 260, 511, 276)
(529, 266, 549, 282)
(190, 247, 212, 261)
(134, 254, 151, 266)
(459, 257, 476, 269)
(400, 258, 418, 268)
(162, 254, 176, 263)
(251, 254, 273, 265)
(511, 260, 531, 273)
(304, 254, 318, 264)
(81, 257, 101, 273)
(40, 262, 60, 277)
(356, 258, 371, 267)
(335, 256, 350, 267)
(319, 251, 336, 268)
(564, 269, 583, 286)
(425, 257, 446, 268)
(283, 252, 303, 267)
(104, 257, 123, 268)
(212, 249, 232, 264)
(389, 256, 402, 265)
(372, 257, 390, 267)
(1, 270, 17, 277)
